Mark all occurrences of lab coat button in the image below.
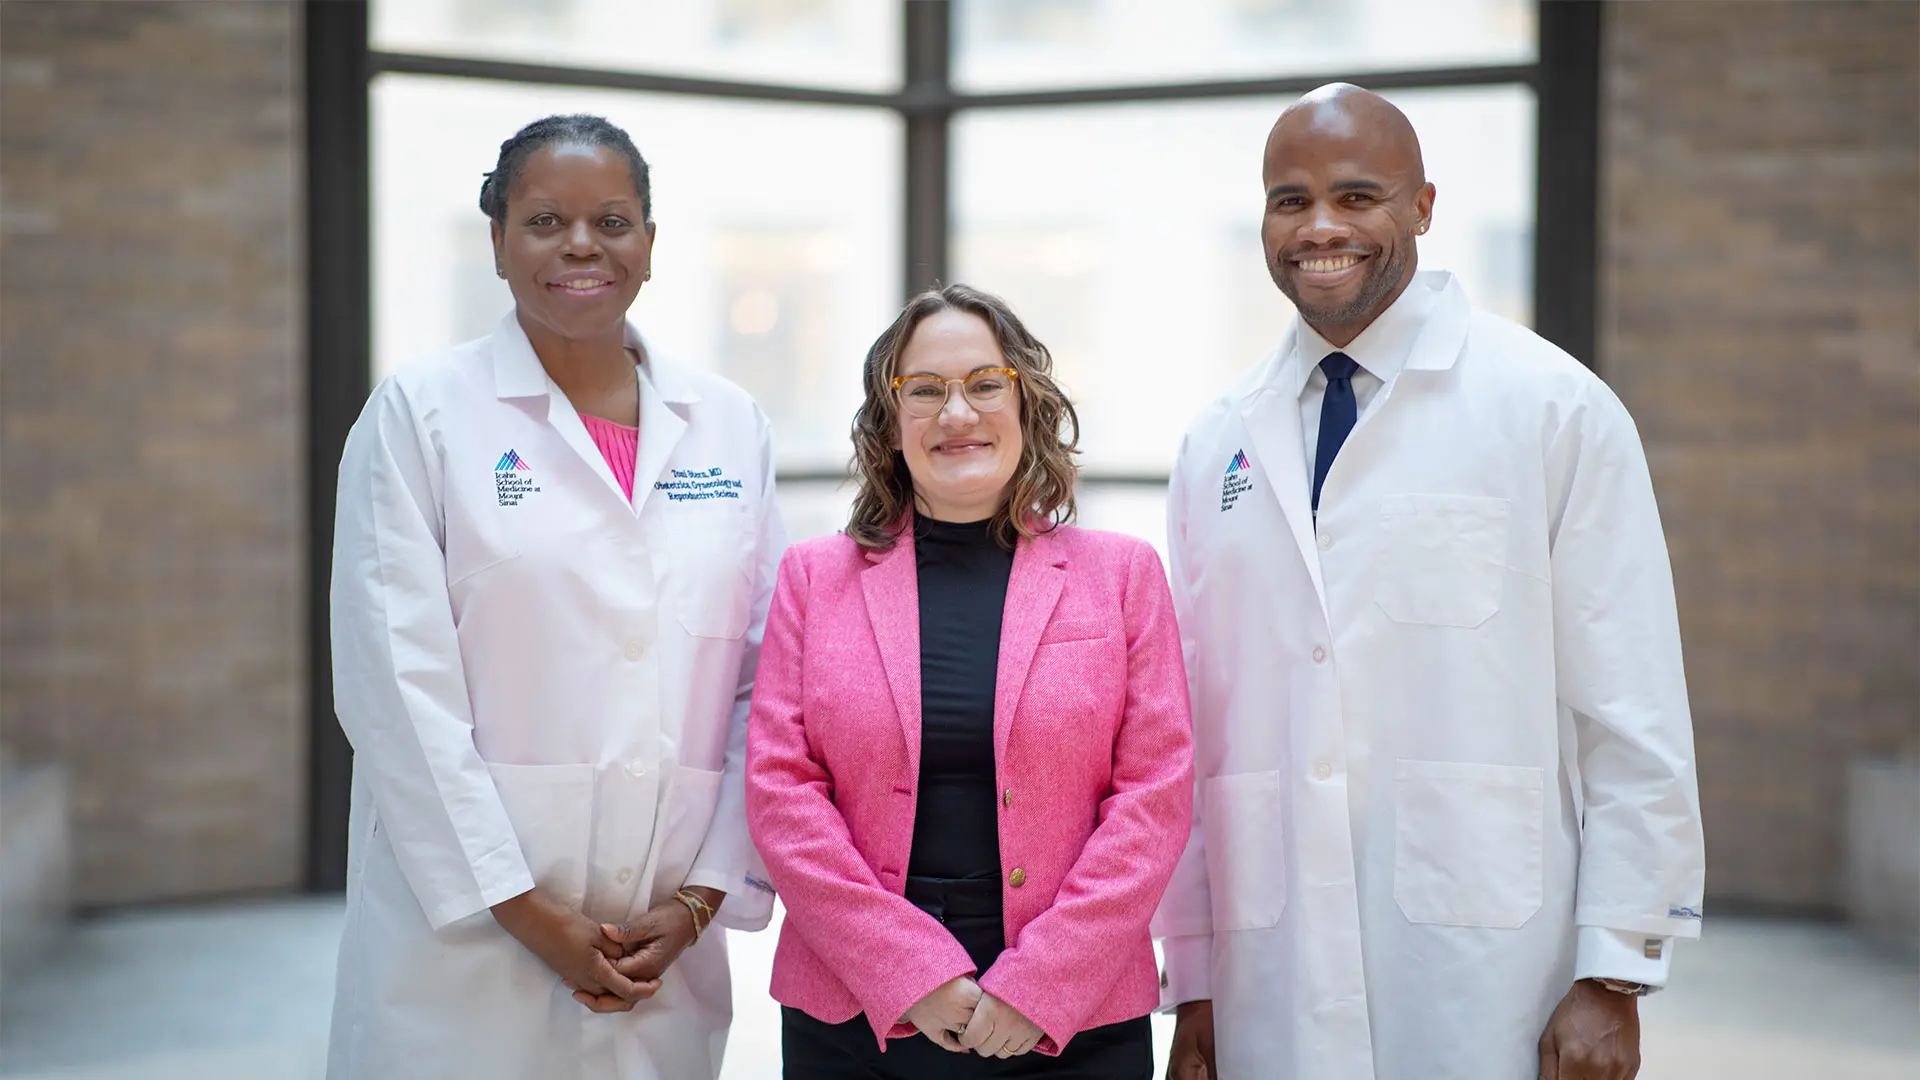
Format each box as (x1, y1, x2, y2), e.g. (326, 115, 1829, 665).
(1008, 868, 1027, 888)
(616, 867, 634, 884)
(1318, 532, 1333, 550)
(625, 760, 646, 778)
(624, 640, 644, 661)
(1313, 761, 1333, 780)
(1311, 646, 1327, 664)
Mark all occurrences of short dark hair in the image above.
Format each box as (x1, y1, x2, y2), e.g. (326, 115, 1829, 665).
(478, 114, 652, 225)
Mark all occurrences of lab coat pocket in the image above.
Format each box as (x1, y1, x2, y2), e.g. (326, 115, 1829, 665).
(1393, 759, 1543, 929)
(646, 766, 724, 906)
(671, 505, 754, 639)
(1374, 494, 1510, 628)
(1203, 770, 1287, 932)
(486, 762, 595, 912)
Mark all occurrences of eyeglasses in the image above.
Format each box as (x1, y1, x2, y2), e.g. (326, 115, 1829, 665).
(890, 368, 1021, 419)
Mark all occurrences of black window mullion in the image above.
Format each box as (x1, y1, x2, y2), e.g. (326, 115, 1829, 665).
(1532, 0, 1601, 368)
(368, 50, 900, 108)
(903, 0, 952, 298)
(949, 62, 1538, 110)
(306, 0, 371, 893)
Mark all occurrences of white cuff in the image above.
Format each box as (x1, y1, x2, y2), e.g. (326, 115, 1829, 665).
(428, 862, 535, 932)
(1574, 926, 1673, 988)
(1158, 934, 1212, 1011)
(683, 866, 776, 932)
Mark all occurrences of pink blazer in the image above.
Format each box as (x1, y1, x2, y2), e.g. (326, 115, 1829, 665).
(745, 521, 1194, 1054)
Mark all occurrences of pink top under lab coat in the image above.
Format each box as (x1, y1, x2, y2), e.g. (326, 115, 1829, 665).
(578, 413, 639, 501)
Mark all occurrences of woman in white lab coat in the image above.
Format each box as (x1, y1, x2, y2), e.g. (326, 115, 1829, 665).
(327, 114, 785, 1080)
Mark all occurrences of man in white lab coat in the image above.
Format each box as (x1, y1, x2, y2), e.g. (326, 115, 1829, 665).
(1156, 85, 1705, 1080)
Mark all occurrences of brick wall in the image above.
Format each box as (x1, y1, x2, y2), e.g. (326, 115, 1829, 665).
(0, 1, 305, 904)
(1599, 0, 1920, 911)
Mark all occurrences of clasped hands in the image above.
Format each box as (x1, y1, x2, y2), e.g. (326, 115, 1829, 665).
(491, 886, 715, 1014)
(901, 975, 1045, 1059)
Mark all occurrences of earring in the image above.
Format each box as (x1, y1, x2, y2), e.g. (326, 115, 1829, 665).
(495, 266, 505, 278)
(1415, 224, 1428, 234)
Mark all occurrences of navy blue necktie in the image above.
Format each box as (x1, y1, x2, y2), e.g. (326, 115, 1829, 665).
(1311, 352, 1360, 515)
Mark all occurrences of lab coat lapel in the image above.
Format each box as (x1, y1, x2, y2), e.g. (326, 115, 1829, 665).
(993, 527, 1068, 764)
(545, 383, 632, 510)
(489, 310, 649, 514)
(628, 362, 687, 520)
(1238, 331, 1329, 618)
(861, 527, 924, 780)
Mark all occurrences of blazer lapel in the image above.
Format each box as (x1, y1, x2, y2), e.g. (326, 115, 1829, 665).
(993, 528, 1068, 764)
(860, 528, 924, 780)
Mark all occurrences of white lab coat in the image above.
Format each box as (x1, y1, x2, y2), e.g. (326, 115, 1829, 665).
(327, 312, 785, 1080)
(1154, 273, 1704, 1080)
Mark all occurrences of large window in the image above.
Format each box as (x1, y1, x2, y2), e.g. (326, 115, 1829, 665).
(310, 0, 1596, 892)
(356, 0, 1557, 551)
(370, 76, 902, 479)
(953, 86, 1536, 467)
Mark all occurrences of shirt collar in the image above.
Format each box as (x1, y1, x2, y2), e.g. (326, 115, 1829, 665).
(1289, 273, 1442, 400)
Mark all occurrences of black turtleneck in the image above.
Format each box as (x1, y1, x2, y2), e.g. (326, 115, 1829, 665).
(906, 515, 1014, 880)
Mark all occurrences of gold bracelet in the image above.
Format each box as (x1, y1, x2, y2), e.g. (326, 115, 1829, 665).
(673, 889, 714, 941)
(674, 893, 706, 942)
(674, 888, 716, 924)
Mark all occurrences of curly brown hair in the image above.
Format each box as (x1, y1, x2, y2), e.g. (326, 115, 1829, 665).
(846, 284, 1081, 551)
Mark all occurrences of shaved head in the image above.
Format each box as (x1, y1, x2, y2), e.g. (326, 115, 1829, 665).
(1271, 83, 1426, 185)
(1259, 83, 1436, 347)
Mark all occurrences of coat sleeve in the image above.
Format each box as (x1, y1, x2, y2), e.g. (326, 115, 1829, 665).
(1548, 378, 1705, 942)
(744, 547, 976, 1050)
(978, 539, 1197, 1053)
(685, 406, 787, 931)
(1152, 439, 1215, 1006)
(330, 382, 534, 931)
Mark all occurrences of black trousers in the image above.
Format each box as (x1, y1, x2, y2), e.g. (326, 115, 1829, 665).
(781, 874, 1153, 1080)
(782, 1007, 1153, 1080)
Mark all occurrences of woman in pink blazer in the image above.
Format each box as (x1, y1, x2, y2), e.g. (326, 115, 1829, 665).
(745, 285, 1194, 1078)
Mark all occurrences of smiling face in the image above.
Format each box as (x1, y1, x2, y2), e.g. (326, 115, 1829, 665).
(491, 143, 654, 346)
(894, 309, 1025, 523)
(1261, 85, 1435, 347)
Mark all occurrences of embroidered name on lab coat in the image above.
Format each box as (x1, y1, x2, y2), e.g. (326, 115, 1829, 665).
(654, 466, 744, 502)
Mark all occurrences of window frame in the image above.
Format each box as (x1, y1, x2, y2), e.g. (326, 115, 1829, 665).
(304, 0, 1599, 888)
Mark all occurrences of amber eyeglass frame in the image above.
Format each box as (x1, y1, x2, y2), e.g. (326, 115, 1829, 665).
(889, 367, 1022, 418)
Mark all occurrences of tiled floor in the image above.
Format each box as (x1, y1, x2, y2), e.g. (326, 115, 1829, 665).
(1, 901, 1913, 1079)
